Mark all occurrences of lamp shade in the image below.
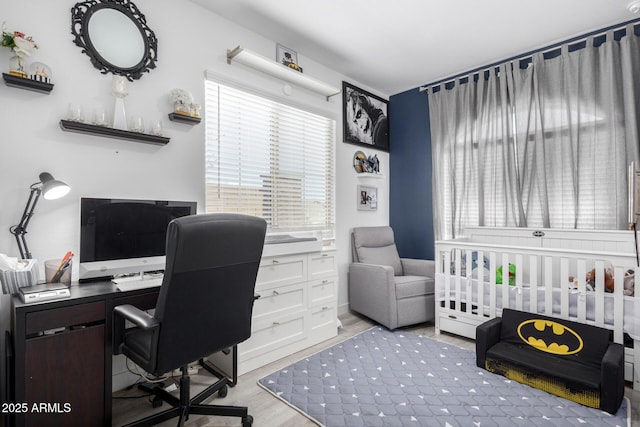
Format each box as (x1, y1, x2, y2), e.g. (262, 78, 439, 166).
(39, 172, 70, 200)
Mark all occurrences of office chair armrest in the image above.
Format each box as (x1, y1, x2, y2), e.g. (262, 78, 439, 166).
(112, 304, 159, 355)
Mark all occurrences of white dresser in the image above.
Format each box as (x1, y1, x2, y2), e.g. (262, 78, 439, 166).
(236, 248, 338, 375)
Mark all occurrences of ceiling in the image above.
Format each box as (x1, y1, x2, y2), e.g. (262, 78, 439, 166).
(192, 0, 640, 96)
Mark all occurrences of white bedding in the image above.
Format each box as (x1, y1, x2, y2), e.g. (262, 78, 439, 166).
(436, 272, 640, 341)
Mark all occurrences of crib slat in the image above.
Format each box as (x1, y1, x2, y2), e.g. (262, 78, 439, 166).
(613, 265, 624, 344)
(454, 249, 461, 312)
(544, 256, 553, 315)
(443, 250, 451, 322)
(529, 255, 538, 314)
(489, 252, 496, 316)
(477, 251, 485, 318)
(577, 259, 586, 323)
(594, 260, 605, 327)
(502, 253, 509, 311)
(465, 249, 473, 314)
(560, 257, 569, 319)
(515, 254, 523, 311)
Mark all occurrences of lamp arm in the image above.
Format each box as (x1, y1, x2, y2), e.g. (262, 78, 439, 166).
(9, 186, 42, 259)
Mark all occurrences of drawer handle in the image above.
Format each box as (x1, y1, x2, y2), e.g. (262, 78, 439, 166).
(254, 294, 261, 300)
(322, 280, 329, 284)
(272, 321, 280, 326)
(321, 306, 329, 311)
(322, 254, 328, 257)
(448, 315, 457, 320)
(272, 290, 280, 296)
(272, 260, 280, 264)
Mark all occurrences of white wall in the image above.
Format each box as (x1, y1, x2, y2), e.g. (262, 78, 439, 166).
(0, 0, 390, 324)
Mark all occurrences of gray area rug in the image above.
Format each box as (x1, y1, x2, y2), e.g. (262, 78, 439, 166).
(258, 327, 630, 427)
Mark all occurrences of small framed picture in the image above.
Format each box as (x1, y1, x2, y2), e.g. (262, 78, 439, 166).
(357, 185, 378, 211)
(276, 43, 302, 73)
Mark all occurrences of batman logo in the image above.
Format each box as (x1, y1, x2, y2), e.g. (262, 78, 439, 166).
(517, 319, 583, 355)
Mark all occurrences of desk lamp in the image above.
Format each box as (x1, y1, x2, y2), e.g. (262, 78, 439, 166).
(10, 172, 70, 259)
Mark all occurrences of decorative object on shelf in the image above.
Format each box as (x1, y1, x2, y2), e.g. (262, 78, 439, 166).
(357, 185, 378, 211)
(149, 119, 163, 136)
(92, 106, 108, 126)
(1, 24, 38, 78)
(190, 103, 201, 118)
(353, 151, 368, 173)
(67, 103, 84, 122)
(60, 119, 170, 145)
(343, 81, 389, 152)
(29, 62, 51, 83)
(227, 46, 340, 100)
(276, 43, 303, 73)
(71, 0, 157, 81)
(111, 75, 128, 129)
(353, 151, 382, 175)
(169, 88, 193, 116)
(10, 172, 70, 259)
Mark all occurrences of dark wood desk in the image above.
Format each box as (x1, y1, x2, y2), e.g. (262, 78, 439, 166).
(10, 281, 159, 427)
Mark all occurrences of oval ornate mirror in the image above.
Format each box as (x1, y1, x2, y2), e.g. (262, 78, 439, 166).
(71, 0, 158, 81)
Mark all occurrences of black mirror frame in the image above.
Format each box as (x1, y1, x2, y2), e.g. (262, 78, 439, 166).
(71, 0, 158, 81)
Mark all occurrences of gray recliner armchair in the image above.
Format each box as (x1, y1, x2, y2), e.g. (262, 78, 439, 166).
(349, 226, 435, 330)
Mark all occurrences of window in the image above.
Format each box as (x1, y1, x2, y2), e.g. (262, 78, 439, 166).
(205, 79, 336, 240)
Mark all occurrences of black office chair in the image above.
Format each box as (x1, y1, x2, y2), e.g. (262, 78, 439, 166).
(113, 213, 267, 427)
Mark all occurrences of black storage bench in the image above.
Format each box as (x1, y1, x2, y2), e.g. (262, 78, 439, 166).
(476, 308, 624, 414)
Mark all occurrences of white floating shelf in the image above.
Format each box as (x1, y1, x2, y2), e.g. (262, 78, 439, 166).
(227, 46, 341, 99)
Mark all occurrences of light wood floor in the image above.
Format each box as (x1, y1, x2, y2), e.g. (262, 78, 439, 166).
(113, 312, 640, 426)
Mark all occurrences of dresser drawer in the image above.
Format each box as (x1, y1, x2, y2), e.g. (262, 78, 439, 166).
(241, 311, 307, 361)
(309, 277, 336, 307)
(310, 304, 337, 342)
(308, 251, 336, 280)
(253, 283, 305, 320)
(256, 255, 306, 290)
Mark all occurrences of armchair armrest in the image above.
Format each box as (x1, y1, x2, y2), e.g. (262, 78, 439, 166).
(600, 342, 624, 414)
(112, 304, 159, 355)
(401, 258, 435, 277)
(475, 317, 502, 368)
(349, 263, 398, 329)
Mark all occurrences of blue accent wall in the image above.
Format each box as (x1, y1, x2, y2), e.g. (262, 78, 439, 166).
(389, 88, 434, 260)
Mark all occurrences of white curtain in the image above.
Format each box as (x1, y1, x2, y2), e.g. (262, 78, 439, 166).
(429, 25, 640, 241)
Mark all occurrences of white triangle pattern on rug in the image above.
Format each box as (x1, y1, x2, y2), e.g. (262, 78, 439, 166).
(258, 327, 629, 427)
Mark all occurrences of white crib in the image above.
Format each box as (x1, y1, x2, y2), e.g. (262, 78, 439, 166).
(434, 227, 640, 390)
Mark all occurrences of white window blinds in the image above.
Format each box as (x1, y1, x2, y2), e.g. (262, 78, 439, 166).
(205, 79, 336, 235)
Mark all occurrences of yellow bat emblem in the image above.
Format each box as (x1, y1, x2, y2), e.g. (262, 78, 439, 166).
(517, 319, 583, 355)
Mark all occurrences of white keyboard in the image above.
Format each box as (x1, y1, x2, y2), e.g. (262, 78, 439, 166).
(113, 276, 163, 292)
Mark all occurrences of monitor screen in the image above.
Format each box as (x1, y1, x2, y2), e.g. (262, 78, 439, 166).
(79, 197, 197, 281)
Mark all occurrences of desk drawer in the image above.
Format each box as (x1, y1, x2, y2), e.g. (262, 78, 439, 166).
(26, 301, 105, 335)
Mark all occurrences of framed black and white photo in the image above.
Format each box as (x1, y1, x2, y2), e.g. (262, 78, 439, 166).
(276, 43, 302, 73)
(357, 185, 378, 210)
(343, 81, 389, 152)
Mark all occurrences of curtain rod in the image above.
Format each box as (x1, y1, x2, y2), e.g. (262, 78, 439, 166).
(419, 16, 640, 93)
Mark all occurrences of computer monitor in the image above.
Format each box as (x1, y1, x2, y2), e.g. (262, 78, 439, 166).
(79, 197, 197, 281)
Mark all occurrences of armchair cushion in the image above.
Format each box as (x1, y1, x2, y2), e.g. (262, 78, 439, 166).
(395, 275, 434, 299)
(357, 245, 403, 275)
(352, 226, 403, 275)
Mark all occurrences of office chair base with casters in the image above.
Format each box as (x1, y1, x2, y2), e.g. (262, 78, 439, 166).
(124, 363, 252, 427)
